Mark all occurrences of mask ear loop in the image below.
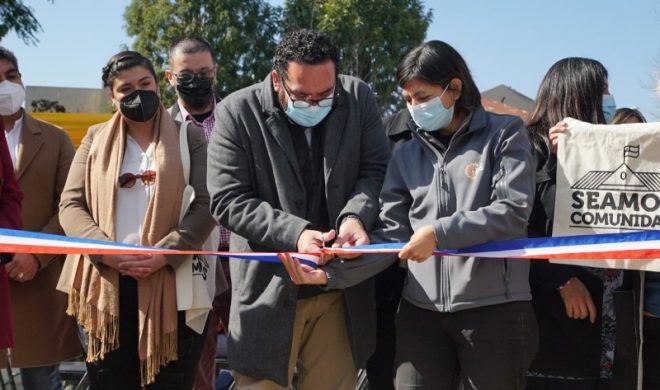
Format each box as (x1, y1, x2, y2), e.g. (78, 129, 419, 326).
(446, 79, 462, 102)
(439, 83, 451, 98)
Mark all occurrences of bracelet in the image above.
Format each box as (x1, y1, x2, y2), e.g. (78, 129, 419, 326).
(557, 277, 574, 291)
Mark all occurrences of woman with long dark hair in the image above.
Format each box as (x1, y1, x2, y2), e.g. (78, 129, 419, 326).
(525, 57, 637, 390)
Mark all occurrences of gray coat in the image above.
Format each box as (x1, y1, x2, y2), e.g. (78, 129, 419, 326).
(206, 74, 390, 385)
(325, 108, 536, 312)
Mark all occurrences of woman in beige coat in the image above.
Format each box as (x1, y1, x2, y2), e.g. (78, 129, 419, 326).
(58, 50, 215, 390)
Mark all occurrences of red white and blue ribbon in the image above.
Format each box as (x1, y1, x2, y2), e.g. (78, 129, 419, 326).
(331, 230, 660, 260)
(0, 228, 323, 267)
(2, 228, 660, 267)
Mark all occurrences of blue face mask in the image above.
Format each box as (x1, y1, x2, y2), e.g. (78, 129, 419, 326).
(603, 94, 616, 123)
(407, 85, 454, 131)
(285, 102, 332, 128)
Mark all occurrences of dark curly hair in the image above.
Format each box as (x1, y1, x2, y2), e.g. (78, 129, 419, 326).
(273, 29, 339, 79)
(101, 50, 157, 89)
(0, 46, 19, 72)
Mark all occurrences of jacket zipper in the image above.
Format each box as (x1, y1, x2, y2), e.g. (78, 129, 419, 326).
(417, 132, 466, 312)
(414, 126, 474, 311)
(438, 164, 450, 311)
(495, 164, 510, 298)
(439, 131, 470, 311)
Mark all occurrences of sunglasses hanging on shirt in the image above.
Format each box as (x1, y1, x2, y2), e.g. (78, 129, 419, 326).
(118, 170, 156, 188)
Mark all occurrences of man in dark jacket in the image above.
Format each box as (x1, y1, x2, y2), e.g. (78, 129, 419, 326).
(207, 29, 390, 389)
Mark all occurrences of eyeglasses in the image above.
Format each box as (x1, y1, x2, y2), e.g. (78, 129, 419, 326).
(281, 81, 335, 109)
(172, 69, 216, 83)
(118, 170, 156, 188)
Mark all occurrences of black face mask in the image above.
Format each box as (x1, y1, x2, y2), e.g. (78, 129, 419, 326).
(119, 89, 160, 122)
(176, 77, 214, 111)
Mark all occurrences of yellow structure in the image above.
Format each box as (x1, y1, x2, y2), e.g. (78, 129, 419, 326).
(31, 112, 113, 147)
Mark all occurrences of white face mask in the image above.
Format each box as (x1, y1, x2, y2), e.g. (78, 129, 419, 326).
(0, 80, 25, 116)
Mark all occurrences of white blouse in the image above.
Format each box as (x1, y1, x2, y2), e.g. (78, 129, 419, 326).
(115, 135, 155, 245)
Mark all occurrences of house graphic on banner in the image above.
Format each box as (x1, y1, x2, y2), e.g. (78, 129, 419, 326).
(570, 145, 660, 192)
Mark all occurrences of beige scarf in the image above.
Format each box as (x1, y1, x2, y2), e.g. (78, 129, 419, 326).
(65, 107, 184, 385)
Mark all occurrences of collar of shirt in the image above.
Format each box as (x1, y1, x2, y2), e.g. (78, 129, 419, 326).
(177, 98, 217, 142)
(4, 112, 24, 169)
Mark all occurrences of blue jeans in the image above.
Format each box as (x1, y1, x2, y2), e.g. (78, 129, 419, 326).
(20, 364, 62, 390)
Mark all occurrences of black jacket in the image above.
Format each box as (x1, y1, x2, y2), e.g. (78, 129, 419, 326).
(528, 141, 640, 388)
(383, 108, 413, 151)
(207, 74, 390, 385)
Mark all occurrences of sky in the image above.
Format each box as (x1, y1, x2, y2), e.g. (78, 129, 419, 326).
(2, 0, 660, 119)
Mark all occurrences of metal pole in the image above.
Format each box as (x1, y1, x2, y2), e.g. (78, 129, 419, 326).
(5, 350, 16, 390)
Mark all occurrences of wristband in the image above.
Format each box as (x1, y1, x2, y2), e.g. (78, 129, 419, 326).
(557, 277, 575, 291)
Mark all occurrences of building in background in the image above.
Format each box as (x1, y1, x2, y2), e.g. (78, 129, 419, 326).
(481, 84, 535, 122)
(26, 86, 110, 113)
(22, 84, 536, 146)
(482, 84, 535, 112)
(24, 86, 112, 147)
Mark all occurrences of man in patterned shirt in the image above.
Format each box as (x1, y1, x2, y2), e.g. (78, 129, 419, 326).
(166, 37, 231, 390)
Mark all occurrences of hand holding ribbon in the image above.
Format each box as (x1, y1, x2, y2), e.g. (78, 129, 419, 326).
(278, 252, 328, 285)
(399, 224, 438, 262)
(333, 216, 369, 259)
(297, 228, 336, 265)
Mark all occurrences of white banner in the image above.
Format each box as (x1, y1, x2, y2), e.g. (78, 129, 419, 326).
(552, 117, 660, 271)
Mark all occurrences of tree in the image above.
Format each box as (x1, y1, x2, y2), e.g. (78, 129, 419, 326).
(0, 0, 52, 45)
(283, 0, 432, 114)
(31, 98, 65, 112)
(124, 0, 282, 106)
